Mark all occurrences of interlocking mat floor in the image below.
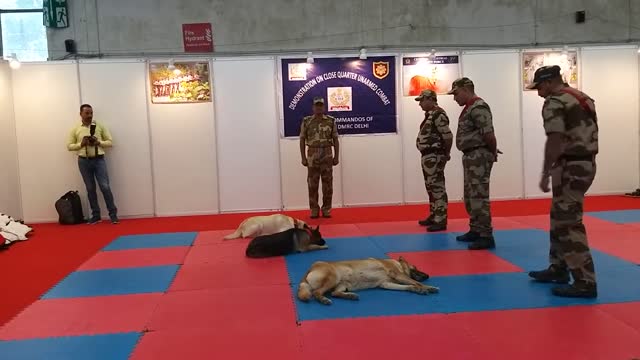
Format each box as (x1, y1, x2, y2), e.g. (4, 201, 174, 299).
(2, 210, 640, 359)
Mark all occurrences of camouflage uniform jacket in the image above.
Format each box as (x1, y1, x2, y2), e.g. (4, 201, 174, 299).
(300, 114, 338, 147)
(542, 87, 598, 157)
(416, 106, 453, 155)
(455, 98, 494, 152)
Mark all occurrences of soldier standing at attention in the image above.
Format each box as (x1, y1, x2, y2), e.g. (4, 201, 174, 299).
(527, 65, 598, 298)
(447, 78, 499, 250)
(415, 90, 453, 231)
(299, 96, 340, 219)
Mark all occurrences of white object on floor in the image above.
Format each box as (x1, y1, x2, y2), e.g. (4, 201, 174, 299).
(0, 212, 33, 245)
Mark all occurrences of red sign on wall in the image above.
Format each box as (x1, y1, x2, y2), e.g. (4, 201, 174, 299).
(182, 23, 213, 53)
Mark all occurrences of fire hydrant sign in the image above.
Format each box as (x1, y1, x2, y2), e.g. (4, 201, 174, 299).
(182, 23, 213, 53)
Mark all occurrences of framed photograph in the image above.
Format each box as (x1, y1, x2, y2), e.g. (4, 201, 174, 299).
(149, 61, 212, 103)
(523, 51, 578, 90)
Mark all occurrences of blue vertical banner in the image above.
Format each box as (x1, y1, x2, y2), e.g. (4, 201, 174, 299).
(281, 56, 397, 137)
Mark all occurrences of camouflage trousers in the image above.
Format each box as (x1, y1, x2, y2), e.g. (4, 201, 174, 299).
(462, 148, 494, 237)
(549, 158, 597, 285)
(421, 153, 448, 224)
(307, 147, 334, 215)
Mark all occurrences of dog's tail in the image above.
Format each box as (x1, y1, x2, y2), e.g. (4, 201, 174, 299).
(223, 219, 248, 240)
(223, 229, 242, 240)
(297, 269, 313, 302)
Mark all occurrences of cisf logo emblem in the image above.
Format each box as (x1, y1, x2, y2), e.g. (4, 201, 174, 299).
(373, 61, 390, 79)
(327, 87, 353, 112)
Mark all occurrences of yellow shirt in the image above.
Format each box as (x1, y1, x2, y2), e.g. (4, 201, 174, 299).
(67, 121, 113, 157)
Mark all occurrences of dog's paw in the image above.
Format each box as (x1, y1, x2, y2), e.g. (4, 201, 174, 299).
(343, 292, 359, 300)
(411, 286, 431, 295)
(319, 297, 332, 305)
(426, 286, 440, 294)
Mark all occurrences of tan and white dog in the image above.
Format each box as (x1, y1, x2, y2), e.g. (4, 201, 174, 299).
(297, 257, 439, 305)
(223, 214, 309, 240)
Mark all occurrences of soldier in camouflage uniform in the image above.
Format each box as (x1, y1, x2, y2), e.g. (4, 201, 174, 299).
(415, 90, 453, 232)
(299, 96, 339, 218)
(447, 78, 500, 250)
(526, 65, 598, 298)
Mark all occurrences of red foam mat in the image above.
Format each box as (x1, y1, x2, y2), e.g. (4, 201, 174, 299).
(589, 229, 640, 264)
(0, 293, 163, 340)
(130, 321, 302, 359)
(453, 305, 640, 360)
(388, 250, 522, 276)
(595, 302, 640, 332)
(182, 242, 247, 265)
(299, 314, 483, 360)
(146, 286, 296, 331)
(169, 257, 289, 292)
(77, 247, 190, 270)
(193, 230, 240, 246)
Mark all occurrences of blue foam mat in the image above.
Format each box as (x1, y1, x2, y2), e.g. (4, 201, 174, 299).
(586, 210, 640, 224)
(0, 332, 141, 360)
(42, 265, 180, 299)
(102, 232, 197, 251)
(286, 229, 640, 321)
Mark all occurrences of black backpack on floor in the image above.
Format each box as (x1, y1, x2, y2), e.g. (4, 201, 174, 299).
(55, 191, 85, 225)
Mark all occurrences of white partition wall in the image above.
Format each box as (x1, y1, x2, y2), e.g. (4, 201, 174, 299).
(581, 46, 639, 194)
(280, 138, 345, 210)
(0, 62, 21, 218)
(401, 52, 463, 204)
(523, 46, 640, 198)
(147, 59, 219, 217)
(12, 62, 84, 223)
(462, 50, 524, 200)
(4, 46, 639, 221)
(78, 60, 155, 218)
(341, 134, 404, 206)
(213, 57, 282, 212)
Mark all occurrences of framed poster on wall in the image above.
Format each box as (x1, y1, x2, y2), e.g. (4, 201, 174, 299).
(401, 55, 460, 96)
(280, 56, 397, 137)
(522, 51, 578, 90)
(149, 61, 212, 103)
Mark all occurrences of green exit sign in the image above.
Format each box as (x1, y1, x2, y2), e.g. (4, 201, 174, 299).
(43, 0, 69, 29)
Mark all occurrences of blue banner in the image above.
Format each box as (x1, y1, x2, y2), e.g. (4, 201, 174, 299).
(281, 56, 397, 137)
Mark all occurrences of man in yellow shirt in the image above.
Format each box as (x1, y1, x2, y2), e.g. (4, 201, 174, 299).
(67, 104, 119, 224)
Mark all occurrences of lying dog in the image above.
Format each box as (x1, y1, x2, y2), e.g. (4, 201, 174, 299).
(224, 214, 308, 240)
(245, 225, 327, 258)
(297, 256, 438, 305)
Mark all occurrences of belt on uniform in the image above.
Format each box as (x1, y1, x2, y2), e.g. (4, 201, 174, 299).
(461, 145, 487, 155)
(420, 148, 445, 156)
(560, 154, 595, 162)
(79, 155, 104, 160)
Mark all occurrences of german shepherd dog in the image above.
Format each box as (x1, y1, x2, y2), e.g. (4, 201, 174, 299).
(297, 257, 438, 305)
(223, 214, 308, 240)
(245, 225, 328, 258)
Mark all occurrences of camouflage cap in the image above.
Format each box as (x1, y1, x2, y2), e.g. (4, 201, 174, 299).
(526, 65, 562, 90)
(313, 96, 325, 104)
(446, 77, 474, 95)
(414, 89, 437, 102)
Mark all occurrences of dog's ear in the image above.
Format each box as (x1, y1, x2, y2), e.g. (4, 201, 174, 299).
(315, 225, 320, 231)
(398, 256, 406, 263)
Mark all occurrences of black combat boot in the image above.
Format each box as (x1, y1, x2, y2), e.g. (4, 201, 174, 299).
(551, 281, 597, 298)
(418, 216, 434, 226)
(528, 265, 570, 284)
(468, 235, 495, 250)
(456, 231, 479, 242)
(427, 222, 447, 232)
